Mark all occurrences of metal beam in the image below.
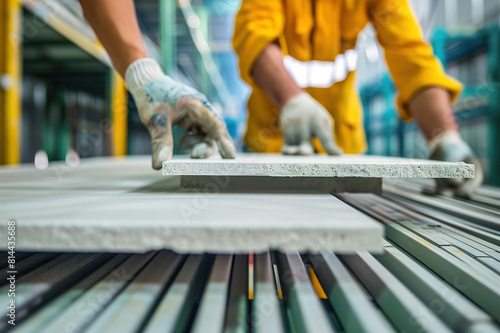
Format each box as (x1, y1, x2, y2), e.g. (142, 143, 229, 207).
(0, 0, 22, 165)
(109, 70, 128, 156)
(22, 0, 110, 65)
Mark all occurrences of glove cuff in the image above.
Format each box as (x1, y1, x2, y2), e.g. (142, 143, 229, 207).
(428, 130, 463, 153)
(125, 58, 164, 92)
(282, 92, 311, 110)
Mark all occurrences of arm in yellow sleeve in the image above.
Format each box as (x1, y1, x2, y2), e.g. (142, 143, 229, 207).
(232, 0, 285, 86)
(369, 0, 462, 121)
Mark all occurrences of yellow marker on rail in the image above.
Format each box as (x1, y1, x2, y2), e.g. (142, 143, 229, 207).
(248, 251, 254, 300)
(273, 264, 283, 300)
(308, 265, 327, 299)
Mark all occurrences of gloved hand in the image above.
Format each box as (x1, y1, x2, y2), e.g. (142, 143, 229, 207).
(280, 93, 343, 155)
(429, 131, 483, 198)
(125, 58, 236, 169)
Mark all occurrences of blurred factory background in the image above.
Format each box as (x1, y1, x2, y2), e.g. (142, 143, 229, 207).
(0, 0, 499, 185)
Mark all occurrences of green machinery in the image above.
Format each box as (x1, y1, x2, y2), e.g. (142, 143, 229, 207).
(361, 25, 500, 186)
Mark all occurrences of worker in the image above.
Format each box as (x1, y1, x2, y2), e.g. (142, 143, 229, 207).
(232, 0, 483, 197)
(78, 0, 236, 170)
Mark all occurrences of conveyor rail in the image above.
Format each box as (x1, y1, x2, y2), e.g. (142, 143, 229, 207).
(2, 180, 500, 332)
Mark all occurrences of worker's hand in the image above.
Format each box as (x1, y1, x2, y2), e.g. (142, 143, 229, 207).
(280, 93, 343, 155)
(429, 131, 483, 198)
(125, 58, 236, 169)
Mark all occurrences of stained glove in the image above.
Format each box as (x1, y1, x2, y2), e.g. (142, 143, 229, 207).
(429, 131, 483, 198)
(125, 58, 236, 169)
(280, 93, 343, 155)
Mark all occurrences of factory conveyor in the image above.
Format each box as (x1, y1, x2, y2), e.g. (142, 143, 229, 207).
(1, 180, 500, 333)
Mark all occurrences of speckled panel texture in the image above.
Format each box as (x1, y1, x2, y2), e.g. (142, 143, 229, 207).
(163, 154, 475, 179)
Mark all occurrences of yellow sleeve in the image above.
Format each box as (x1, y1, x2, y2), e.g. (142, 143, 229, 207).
(369, 0, 462, 121)
(232, 0, 285, 86)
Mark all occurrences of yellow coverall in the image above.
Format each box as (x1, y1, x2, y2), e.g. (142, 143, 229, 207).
(232, 0, 462, 154)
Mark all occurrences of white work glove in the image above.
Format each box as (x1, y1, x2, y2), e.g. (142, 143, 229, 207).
(280, 93, 343, 155)
(125, 58, 236, 169)
(429, 131, 483, 198)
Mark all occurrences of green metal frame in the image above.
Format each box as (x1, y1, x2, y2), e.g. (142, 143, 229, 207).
(196, 6, 210, 96)
(43, 88, 70, 161)
(160, 0, 176, 75)
(432, 26, 500, 186)
(361, 25, 500, 186)
(360, 74, 401, 156)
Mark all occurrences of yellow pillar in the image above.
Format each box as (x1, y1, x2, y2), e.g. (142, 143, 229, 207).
(0, 0, 21, 165)
(110, 70, 128, 156)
